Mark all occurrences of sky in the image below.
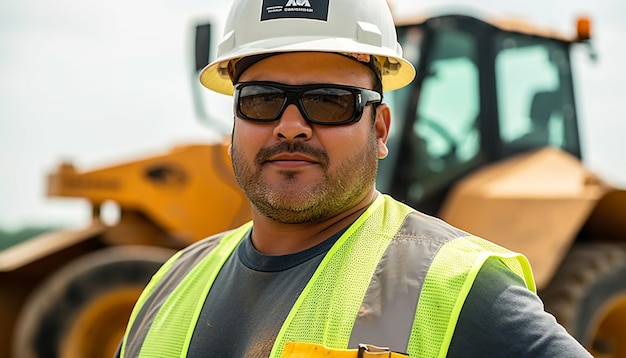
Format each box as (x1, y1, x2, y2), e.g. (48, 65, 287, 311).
(1, 0, 625, 231)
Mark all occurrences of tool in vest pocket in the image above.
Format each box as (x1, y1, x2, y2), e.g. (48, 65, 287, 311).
(281, 342, 409, 357)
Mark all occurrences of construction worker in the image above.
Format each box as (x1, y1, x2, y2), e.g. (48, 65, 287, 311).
(117, 0, 592, 356)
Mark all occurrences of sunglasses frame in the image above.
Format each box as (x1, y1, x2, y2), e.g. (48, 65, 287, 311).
(233, 81, 382, 125)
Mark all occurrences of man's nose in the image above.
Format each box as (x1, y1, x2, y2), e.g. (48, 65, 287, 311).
(273, 104, 313, 141)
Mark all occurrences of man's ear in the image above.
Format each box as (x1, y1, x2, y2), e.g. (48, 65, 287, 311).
(375, 104, 391, 159)
(227, 123, 234, 157)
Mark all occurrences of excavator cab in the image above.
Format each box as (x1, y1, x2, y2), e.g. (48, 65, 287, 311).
(379, 14, 582, 215)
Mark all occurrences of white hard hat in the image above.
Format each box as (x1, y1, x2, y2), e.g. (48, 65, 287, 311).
(199, 0, 416, 95)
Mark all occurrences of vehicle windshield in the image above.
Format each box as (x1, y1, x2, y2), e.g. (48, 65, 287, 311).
(495, 33, 580, 157)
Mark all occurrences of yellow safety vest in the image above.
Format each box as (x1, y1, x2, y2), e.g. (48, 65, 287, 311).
(121, 194, 535, 358)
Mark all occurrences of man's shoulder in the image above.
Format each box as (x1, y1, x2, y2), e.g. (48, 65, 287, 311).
(393, 209, 469, 243)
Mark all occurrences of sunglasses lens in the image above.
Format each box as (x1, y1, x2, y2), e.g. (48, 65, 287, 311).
(238, 85, 285, 121)
(235, 83, 369, 124)
(302, 88, 355, 123)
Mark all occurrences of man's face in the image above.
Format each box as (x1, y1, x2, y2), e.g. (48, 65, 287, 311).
(231, 52, 390, 224)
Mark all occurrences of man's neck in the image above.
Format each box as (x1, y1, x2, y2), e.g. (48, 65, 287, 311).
(249, 189, 378, 255)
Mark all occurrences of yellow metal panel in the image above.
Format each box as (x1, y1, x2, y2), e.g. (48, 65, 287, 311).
(440, 148, 610, 289)
(46, 143, 250, 244)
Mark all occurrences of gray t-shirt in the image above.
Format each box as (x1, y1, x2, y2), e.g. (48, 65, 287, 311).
(184, 230, 591, 357)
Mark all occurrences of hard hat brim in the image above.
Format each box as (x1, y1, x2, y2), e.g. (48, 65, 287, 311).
(199, 37, 416, 96)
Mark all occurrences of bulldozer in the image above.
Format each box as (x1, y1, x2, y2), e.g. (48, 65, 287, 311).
(1, 10, 625, 358)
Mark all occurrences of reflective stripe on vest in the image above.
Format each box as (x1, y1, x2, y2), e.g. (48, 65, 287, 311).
(121, 194, 535, 357)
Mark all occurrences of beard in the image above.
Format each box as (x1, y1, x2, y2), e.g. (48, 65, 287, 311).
(231, 131, 379, 224)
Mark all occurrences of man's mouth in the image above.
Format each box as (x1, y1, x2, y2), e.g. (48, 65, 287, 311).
(267, 153, 319, 164)
(256, 142, 329, 168)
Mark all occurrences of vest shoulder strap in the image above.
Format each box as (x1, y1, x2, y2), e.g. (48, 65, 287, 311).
(127, 222, 252, 358)
(269, 194, 414, 357)
(408, 235, 535, 357)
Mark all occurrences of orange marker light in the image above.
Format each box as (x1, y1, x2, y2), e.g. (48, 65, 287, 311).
(577, 16, 591, 41)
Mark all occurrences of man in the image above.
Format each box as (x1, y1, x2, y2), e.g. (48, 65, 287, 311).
(118, 0, 592, 356)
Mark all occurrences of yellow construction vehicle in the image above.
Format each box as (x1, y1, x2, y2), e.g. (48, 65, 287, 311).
(1, 11, 625, 358)
(0, 143, 250, 358)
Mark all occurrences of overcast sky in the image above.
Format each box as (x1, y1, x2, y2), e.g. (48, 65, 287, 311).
(1, 0, 625, 230)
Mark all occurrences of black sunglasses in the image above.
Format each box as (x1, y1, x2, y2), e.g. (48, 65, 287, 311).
(233, 81, 382, 125)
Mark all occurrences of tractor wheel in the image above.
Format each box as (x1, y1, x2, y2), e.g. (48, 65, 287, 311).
(540, 243, 626, 358)
(13, 246, 174, 358)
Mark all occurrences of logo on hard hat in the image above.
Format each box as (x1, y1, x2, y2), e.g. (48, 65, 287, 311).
(286, 0, 311, 6)
(261, 0, 329, 21)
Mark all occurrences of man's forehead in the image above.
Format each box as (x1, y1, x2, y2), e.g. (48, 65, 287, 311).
(231, 52, 380, 84)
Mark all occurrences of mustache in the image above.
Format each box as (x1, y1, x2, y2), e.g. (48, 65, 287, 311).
(255, 141, 329, 167)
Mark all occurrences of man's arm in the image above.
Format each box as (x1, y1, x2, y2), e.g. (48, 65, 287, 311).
(448, 258, 592, 357)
